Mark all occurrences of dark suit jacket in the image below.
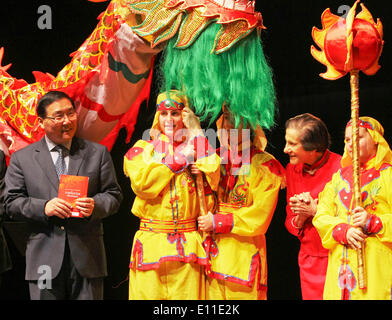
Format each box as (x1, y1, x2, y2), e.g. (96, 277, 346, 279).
(5, 137, 123, 280)
(0, 150, 12, 274)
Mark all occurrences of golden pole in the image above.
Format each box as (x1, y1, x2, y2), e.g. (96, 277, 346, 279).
(195, 173, 208, 216)
(350, 70, 366, 290)
(182, 93, 209, 217)
(182, 91, 212, 272)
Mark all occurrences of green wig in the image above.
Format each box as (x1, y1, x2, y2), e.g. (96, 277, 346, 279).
(159, 22, 276, 130)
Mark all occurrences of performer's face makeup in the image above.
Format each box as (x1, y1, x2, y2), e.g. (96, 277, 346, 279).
(39, 98, 77, 145)
(284, 127, 316, 165)
(159, 109, 184, 138)
(345, 126, 378, 166)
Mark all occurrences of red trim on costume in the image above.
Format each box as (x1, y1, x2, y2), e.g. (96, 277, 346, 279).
(218, 202, 247, 209)
(157, 99, 184, 111)
(129, 238, 209, 271)
(338, 188, 352, 211)
(149, 139, 189, 173)
(364, 214, 383, 234)
(338, 264, 356, 300)
(207, 252, 261, 288)
(202, 235, 218, 257)
(213, 213, 233, 234)
(192, 136, 216, 160)
(168, 232, 187, 257)
(125, 146, 144, 161)
(346, 119, 374, 131)
(339, 165, 385, 209)
(162, 152, 188, 173)
(139, 218, 197, 233)
(379, 163, 392, 171)
(332, 223, 350, 245)
(202, 236, 215, 274)
(262, 158, 285, 177)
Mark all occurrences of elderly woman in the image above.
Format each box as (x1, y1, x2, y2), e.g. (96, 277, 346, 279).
(284, 113, 341, 300)
(124, 90, 220, 300)
(314, 116, 392, 300)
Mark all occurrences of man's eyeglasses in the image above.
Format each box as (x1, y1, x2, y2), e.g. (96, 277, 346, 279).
(45, 111, 77, 123)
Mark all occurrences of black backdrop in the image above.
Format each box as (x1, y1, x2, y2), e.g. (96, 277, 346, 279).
(0, 0, 391, 300)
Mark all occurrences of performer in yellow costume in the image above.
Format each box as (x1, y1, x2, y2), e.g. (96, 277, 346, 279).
(198, 108, 285, 300)
(124, 91, 220, 300)
(314, 116, 392, 300)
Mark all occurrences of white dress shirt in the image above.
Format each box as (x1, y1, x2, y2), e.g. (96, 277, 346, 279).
(44, 135, 71, 172)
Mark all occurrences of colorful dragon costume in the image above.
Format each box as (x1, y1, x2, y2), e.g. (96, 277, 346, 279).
(0, 0, 159, 159)
(0, 0, 276, 161)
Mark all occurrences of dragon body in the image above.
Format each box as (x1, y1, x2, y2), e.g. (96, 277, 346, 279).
(0, 0, 159, 158)
(0, 0, 275, 160)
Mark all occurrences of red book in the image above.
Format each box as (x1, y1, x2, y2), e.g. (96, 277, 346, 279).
(58, 175, 89, 218)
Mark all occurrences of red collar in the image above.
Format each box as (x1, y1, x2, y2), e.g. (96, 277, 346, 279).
(302, 150, 330, 175)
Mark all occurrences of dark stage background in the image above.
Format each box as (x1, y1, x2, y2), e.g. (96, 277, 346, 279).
(0, 0, 391, 300)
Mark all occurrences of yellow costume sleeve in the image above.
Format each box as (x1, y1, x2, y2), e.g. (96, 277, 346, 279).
(192, 135, 221, 192)
(195, 153, 221, 192)
(215, 154, 283, 237)
(315, 167, 392, 248)
(313, 171, 351, 250)
(123, 140, 175, 199)
(372, 168, 392, 243)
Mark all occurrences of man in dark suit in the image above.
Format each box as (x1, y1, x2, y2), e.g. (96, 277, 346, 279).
(5, 91, 123, 300)
(0, 150, 12, 288)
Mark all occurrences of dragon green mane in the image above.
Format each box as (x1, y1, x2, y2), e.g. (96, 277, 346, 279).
(159, 22, 276, 130)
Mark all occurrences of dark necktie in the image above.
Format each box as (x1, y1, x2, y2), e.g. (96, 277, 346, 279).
(55, 145, 67, 178)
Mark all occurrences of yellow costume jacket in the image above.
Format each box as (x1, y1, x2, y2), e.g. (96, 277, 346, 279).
(124, 134, 220, 271)
(314, 116, 392, 300)
(206, 144, 284, 290)
(314, 163, 392, 299)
